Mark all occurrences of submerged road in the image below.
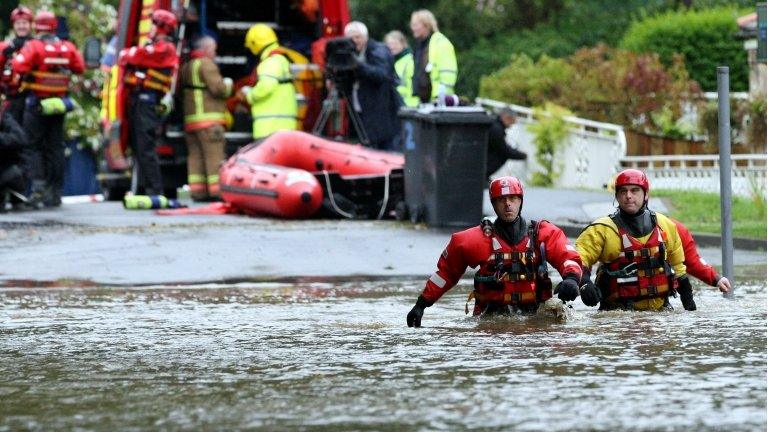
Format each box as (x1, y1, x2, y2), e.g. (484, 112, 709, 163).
(0, 198, 764, 286)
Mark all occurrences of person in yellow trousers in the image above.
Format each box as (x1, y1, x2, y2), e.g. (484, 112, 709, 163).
(409, 9, 457, 103)
(384, 30, 419, 108)
(180, 36, 232, 201)
(241, 24, 297, 140)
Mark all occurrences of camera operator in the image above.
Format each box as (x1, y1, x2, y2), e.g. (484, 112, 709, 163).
(341, 21, 402, 151)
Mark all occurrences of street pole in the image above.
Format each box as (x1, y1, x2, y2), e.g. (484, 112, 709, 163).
(717, 66, 734, 299)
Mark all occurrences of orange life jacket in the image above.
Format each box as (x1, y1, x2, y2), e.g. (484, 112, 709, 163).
(598, 213, 676, 304)
(124, 67, 173, 94)
(472, 221, 553, 308)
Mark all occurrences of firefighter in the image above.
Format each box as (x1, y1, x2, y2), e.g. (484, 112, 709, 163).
(575, 169, 695, 311)
(0, 6, 34, 124)
(118, 9, 179, 196)
(241, 23, 297, 140)
(12, 10, 84, 208)
(672, 218, 732, 293)
(406, 176, 583, 327)
(180, 36, 232, 201)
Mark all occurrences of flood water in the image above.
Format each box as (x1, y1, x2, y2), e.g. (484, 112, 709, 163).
(1, 274, 765, 431)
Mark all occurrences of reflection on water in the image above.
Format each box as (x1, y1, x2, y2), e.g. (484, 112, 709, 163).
(0, 278, 765, 431)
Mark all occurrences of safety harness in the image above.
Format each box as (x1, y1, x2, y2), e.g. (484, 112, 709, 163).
(596, 212, 676, 305)
(466, 220, 552, 314)
(125, 67, 173, 94)
(21, 69, 72, 95)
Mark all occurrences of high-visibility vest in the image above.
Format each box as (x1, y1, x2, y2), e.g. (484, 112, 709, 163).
(394, 50, 419, 107)
(427, 31, 457, 99)
(246, 43, 298, 139)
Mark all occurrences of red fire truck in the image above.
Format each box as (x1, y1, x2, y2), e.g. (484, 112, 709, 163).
(98, 0, 349, 199)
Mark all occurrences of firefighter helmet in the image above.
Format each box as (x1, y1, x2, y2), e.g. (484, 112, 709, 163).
(151, 9, 178, 35)
(244, 24, 278, 55)
(11, 6, 33, 24)
(489, 176, 524, 200)
(33, 11, 57, 32)
(614, 169, 649, 195)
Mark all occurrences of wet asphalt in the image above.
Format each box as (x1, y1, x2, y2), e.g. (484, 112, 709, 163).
(0, 187, 764, 286)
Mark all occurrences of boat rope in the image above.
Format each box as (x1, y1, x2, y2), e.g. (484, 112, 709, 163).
(375, 171, 390, 220)
(321, 170, 355, 219)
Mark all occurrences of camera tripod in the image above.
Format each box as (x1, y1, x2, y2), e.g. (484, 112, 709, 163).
(312, 82, 370, 146)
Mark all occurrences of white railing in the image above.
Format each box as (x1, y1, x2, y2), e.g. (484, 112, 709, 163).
(476, 98, 627, 189)
(621, 154, 767, 197)
(475, 98, 767, 197)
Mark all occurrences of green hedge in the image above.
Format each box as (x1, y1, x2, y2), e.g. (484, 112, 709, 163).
(621, 7, 749, 92)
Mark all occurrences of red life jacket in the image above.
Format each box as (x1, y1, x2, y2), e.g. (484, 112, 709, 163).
(471, 221, 552, 309)
(121, 38, 177, 95)
(124, 67, 173, 94)
(0, 39, 28, 96)
(598, 216, 676, 304)
(19, 38, 77, 98)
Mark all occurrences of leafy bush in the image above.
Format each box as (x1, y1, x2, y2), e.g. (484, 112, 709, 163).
(699, 96, 767, 151)
(480, 44, 703, 137)
(479, 54, 574, 107)
(527, 103, 572, 186)
(621, 7, 749, 92)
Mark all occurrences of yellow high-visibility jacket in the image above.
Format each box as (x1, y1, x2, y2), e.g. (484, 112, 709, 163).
(394, 49, 418, 107)
(427, 31, 457, 99)
(576, 211, 686, 311)
(246, 43, 298, 139)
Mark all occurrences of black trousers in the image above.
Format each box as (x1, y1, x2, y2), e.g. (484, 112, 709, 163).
(128, 93, 163, 196)
(6, 94, 26, 126)
(23, 100, 65, 196)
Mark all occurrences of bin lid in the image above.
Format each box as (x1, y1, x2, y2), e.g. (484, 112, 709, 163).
(421, 109, 493, 125)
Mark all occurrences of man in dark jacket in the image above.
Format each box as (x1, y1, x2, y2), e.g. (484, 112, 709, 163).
(486, 108, 527, 180)
(343, 21, 402, 151)
(0, 103, 29, 210)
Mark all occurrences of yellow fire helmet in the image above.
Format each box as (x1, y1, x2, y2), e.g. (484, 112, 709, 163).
(244, 24, 278, 55)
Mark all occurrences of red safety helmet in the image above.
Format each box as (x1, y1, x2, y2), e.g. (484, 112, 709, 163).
(33, 11, 57, 32)
(489, 176, 524, 200)
(614, 168, 650, 197)
(11, 6, 33, 23)
(151, 9, 178, 35)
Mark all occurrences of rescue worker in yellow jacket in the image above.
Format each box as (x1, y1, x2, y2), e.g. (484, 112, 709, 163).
(241, 24, 297, 140)
(575, 169, 696, 312)
(180, 36, 232, 201)
(409, 9, 457, 103)
(384, 30, 418, 108)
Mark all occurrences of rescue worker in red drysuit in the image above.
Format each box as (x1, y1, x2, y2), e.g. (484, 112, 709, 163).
(407, 176, 583, 327)
(576, 169, 696, 311)
(672, 218, 732, 293)
(118, 9, 179, 196)
(0, 6, 34, 124)
(12, 11, 85, 208)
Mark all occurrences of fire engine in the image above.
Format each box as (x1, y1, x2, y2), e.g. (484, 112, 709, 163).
(98, 0, 350, 199)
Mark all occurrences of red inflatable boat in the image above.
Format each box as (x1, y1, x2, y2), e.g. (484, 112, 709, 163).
(219, 131, 404, 218)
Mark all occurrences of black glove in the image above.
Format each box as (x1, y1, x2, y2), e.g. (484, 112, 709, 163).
(407, 295, 431, 328)
(677, 277, 697, 311)
(555, 274, 580, 302)
(579, 280, 602, 307)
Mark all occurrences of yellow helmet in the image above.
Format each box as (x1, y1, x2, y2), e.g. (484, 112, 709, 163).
(245, 24, 278, 55)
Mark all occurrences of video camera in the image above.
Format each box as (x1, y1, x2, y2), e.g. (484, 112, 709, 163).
(324, 37, 358, 83)
(325, 37, 358, 71)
